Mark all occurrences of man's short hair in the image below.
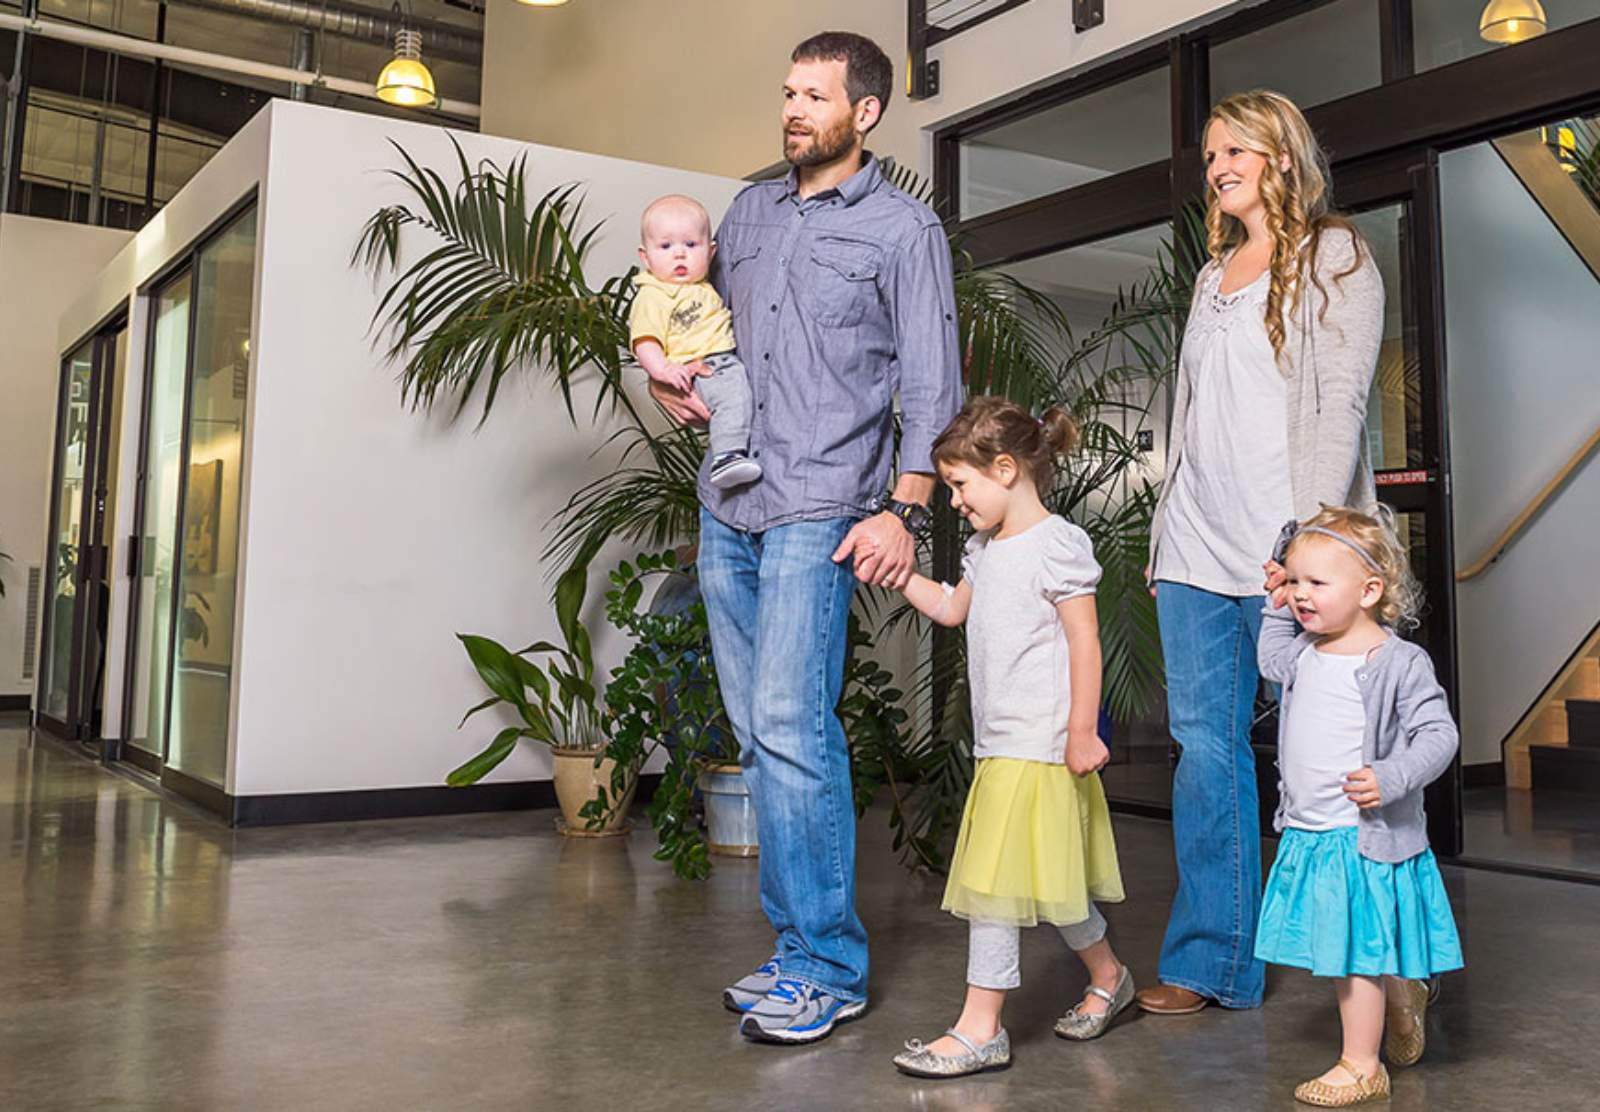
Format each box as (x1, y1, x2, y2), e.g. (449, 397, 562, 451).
(791, 31, 894, 118)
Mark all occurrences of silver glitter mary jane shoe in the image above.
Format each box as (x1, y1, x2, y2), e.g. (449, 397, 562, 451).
(893, 1028, 1012, 1079)
(1054, 965, 1136, 1041)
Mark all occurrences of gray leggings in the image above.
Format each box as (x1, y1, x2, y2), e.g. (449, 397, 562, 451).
(967, 903, 1108, 991)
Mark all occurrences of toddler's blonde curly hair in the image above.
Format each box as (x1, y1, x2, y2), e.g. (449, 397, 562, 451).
(1286, 505, 1423, 631)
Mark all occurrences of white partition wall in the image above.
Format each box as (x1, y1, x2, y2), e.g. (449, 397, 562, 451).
(60, 100, 742, 816)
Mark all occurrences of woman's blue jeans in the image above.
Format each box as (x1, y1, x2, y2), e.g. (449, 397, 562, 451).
(1155, 581, 1266, 1008)
(697, 509, 867, 1002)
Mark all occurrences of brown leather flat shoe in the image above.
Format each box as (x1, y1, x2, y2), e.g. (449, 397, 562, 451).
(1134, 984, 1209, 1014)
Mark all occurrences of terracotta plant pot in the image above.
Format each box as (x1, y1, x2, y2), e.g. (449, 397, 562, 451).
(551, 747, 636, 836)
(698, 762, 758, 857)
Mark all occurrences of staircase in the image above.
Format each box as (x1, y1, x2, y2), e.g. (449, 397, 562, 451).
(1508, 642, 1600, 790)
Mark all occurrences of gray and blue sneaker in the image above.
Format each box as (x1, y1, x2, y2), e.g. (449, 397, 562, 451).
(738, 977, 867, 1044)
(723, 955, 782, 1014)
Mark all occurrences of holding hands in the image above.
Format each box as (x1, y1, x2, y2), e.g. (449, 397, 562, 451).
(833, 514, 917, 590)
(1263, 559, 1290, 609)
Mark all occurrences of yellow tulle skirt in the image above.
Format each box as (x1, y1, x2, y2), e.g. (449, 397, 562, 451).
(942, 757, 1125, 928)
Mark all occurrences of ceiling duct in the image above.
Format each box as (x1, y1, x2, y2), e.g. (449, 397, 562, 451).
(160, 0, 484, 65)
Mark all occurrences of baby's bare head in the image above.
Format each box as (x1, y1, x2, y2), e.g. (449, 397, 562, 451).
(640, 195, 711, 245)
(639, 195, 715, 284)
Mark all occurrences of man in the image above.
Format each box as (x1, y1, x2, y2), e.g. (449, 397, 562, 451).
(648, 31, 962, 1045)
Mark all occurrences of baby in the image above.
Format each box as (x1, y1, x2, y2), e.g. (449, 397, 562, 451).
(630, 194, 760, 489)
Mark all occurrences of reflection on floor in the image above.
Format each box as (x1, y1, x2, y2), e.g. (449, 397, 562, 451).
(3, 712, 1599, 1109)
(1463, 784, 1600, 876)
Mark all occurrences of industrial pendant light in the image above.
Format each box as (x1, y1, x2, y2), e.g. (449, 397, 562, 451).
(1479, 0, 1548, 44)
(376, 14, 437, 108)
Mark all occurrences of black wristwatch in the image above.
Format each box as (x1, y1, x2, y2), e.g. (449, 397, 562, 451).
(871, 494, 932, 538)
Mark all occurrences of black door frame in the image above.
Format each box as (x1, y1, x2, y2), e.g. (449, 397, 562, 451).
(35, 306, 128, 743)
(933, 11, 1600, 859)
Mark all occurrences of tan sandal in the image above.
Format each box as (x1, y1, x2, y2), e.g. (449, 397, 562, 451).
(1294, 1059, 1391, 1106)
(1384, 977, 1429, 1067)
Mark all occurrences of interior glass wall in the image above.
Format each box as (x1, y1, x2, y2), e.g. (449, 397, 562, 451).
(1210, 0, 1383, 109)
(165, 208, 256, 788)
(958, 64, 1171, 219)
(39, 340, 96, 724)
(126, 268, 191, 759)
(1413, 0, 1600, 72)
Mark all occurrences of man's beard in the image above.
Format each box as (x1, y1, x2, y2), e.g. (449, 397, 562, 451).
(785, 114, 858, 168)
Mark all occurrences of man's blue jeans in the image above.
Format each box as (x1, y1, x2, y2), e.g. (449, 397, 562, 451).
(698, 509, 867, 1001)
(1155, 581, 1266, 1008)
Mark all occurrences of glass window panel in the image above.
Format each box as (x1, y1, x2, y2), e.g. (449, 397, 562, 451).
(1348, 204, 1424, 471)
(41, 343, 96, 723)
(1210, 0, 1383, 108)
(1414, 0, 1600, 72)
(959, 65, 1171, 218)
(995, 223, 1178, 807)
(127, 270, 192, 759)
(168, 209, 257, 787)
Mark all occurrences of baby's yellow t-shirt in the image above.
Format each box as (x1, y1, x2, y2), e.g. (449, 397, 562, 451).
(629, 271, 736, 363)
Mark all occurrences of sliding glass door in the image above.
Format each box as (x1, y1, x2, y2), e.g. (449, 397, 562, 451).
(124, 269, 192, 762)
(120, 203, 257, 796)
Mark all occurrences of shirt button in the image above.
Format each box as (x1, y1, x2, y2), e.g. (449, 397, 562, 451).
(763, 353, 770, 361)
(753, 450, 761, 457)
(757, 402, 765, 410)
(770, 304, 778, 312)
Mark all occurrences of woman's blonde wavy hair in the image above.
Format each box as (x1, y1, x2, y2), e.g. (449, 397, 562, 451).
(1204, 90, 1365, 366)
(1287, 505, 1423, 631)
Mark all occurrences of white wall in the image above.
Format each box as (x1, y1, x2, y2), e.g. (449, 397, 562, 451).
(480, 0, 1243, 181)
(230, 102, 744, 796)
(1441, 142, 1600, 765)
(0, 216, 132, 700)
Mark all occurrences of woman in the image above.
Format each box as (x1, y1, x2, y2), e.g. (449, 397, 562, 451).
(1136, 90, 1384, 1015)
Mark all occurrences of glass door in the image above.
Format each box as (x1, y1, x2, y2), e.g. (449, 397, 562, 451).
(119, 203, 257, 799)
(37, 324, 122, 741)
(122, 268, 193, 765)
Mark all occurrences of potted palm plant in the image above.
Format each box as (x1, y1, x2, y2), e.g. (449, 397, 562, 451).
(355, 142, 1196, 874)
(446, 563, 635, 835)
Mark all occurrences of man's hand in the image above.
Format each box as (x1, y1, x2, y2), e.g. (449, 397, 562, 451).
(832, 512, 916, 590)
(647, 360, 712, 426)
(1343, 766, 1383, 810)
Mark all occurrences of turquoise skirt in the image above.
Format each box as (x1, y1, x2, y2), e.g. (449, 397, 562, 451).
(1255, 826, 1464, 979)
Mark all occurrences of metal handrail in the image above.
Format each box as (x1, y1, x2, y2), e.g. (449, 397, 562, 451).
(1456, 425, 1600, 582)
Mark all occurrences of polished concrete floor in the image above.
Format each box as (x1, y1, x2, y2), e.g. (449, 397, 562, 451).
(3, 715, 1598, 1111)
(1462, 784, 1600, 878)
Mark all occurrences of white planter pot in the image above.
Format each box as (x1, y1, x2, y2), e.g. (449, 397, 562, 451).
(698, 763, 758, 857)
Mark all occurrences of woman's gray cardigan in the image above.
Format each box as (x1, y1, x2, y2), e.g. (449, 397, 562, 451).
(1150, 227, 1386, 571)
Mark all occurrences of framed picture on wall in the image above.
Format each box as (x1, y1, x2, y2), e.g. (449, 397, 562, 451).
(183, 460, 223, 575)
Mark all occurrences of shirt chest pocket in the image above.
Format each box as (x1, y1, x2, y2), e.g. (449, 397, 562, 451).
(803, 239, 882, 328)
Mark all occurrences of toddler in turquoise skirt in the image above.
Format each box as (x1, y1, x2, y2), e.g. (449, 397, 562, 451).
(887, 397, 1131, 1080)
(1258, 506, 1464, 1107)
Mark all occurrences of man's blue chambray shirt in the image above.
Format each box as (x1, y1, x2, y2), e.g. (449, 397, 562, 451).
(698, 155, 964, 533)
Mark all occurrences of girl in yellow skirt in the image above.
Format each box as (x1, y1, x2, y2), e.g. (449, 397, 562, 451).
(890, 396, 1132, 1080)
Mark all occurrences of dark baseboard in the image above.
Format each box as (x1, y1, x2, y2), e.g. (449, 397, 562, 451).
(0, 694, 31, 712)
(162, 764, 232, 817)
(230, 773, 664, 828)
(1462, 762, 1507, 789)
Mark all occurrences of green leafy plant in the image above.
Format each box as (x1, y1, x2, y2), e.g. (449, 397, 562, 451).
(446, 564, 609, 787)
(582, 551, 730, 879)
(358, 145, 1201, 875)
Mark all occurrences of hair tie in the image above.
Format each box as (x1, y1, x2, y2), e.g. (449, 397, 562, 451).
(1272, 519, 1382, 573)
